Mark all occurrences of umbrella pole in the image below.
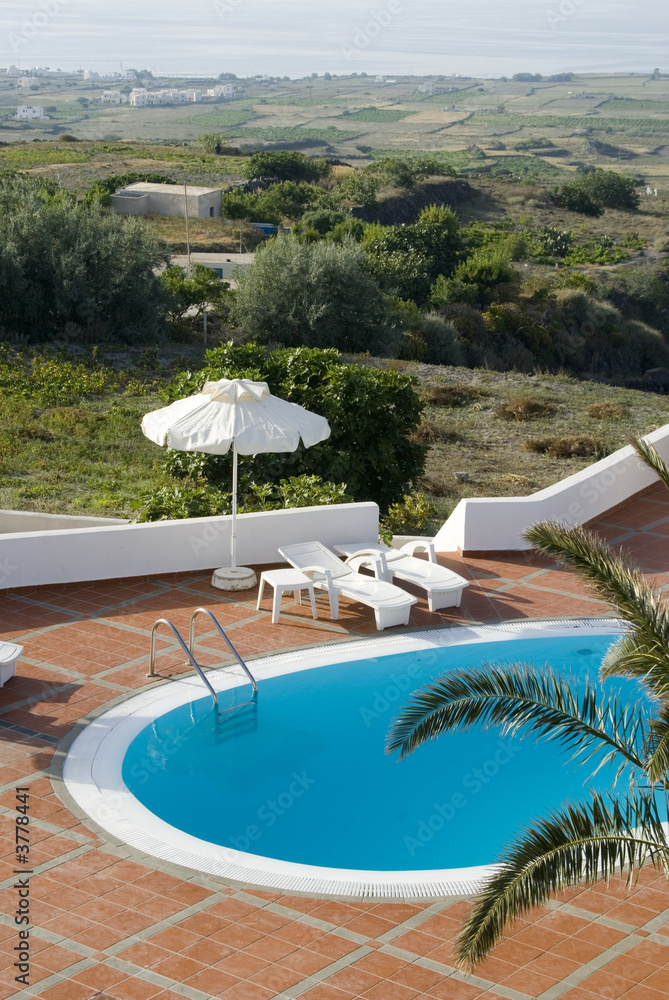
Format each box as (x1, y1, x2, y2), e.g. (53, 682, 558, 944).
(231, 442, 238, 570)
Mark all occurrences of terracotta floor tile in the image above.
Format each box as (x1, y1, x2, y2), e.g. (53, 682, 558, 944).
(579, 969, 639, 999)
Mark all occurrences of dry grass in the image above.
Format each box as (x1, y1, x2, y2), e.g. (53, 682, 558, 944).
(410, 419, 461, 444)
(587, 401, 629, 419)
(421, 382, 488, 407)
(366, 358, 669, 532)
(522, 434, 608, 459)
(496, 397, 557, 421)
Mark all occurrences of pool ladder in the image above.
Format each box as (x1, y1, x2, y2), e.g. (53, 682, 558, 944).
(148, 608, 258, 709)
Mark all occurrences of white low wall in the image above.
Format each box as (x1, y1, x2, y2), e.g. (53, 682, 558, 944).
(433, 424, 669, 554)
(0, 510, 128, 535)
(0, 503, 378, 590)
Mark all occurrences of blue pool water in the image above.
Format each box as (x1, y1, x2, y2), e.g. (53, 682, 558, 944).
(123, 632, 643, 871)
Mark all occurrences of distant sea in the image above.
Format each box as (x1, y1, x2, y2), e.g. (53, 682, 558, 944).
(1, 0, 667, 79)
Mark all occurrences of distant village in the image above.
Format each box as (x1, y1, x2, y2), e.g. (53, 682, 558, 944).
(1, 64, 246, 120)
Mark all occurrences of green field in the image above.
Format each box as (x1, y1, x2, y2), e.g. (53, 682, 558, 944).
(341, 108, 411, 123)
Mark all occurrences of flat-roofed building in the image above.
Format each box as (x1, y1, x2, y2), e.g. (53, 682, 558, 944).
(110, 182, 222, 218)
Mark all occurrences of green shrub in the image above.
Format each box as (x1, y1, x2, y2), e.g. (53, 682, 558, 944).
(401, 313, 464, 366)
(233, 235, 398, 355)
(134, 473, 351, 522)
(243, 150, 330, 183)
(166, 343, 426, 512)
(380, 493, 432, 542)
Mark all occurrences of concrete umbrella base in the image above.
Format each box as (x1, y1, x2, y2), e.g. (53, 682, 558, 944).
(211, 566, 258, 591)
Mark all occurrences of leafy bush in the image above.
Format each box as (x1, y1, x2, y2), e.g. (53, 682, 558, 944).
(432, 247, 519, 309)
(496, 397, 556, 421)
(0, 352, 117, 407)
(363, 206, 462, 305)
(400, 313, 464, 366)
(222, 181, 320, 225)
(166, 343, 426, 512)
(159, 264, 232, 325)
(551, 169, 640, 216)
(551, 182, 603, 217)
(538, 227, 574, 258)
(0, 176, 170, 343)
(243, 150, 330, 183)
(134, 474, 351, 522)
(380, 493, 432, 542)
(233, 235, 399, 355)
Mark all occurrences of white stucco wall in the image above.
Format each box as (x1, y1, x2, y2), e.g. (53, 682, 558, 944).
(433, 424, 669, 554)
(0, 503, 378, 590)
(0, 510, 128, 535)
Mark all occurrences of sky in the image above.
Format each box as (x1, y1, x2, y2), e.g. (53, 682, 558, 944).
(1, 0, 667, 78)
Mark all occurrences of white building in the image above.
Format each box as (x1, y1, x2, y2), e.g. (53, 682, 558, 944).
(183, 89, 202, 102)
(83, 70, 99, 81)
(129, 88, 148, 107)
(15, 106, 47, 120)
(110, 182, 223, 218)
(19, 76, 39, 88)
(101, 90, 126, 104)
(207, 83, 235, 99)
(417, 81, 435, 95)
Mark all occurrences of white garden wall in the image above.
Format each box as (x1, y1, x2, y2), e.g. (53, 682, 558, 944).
(0, 510, 128, 535)
(0, 503, 378, 590)
(433, 424, 669, 554)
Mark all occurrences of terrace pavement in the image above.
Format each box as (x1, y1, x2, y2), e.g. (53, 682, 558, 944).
(2, 483, 669, 1000)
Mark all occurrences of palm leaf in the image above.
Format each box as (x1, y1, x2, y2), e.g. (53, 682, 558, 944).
(630, 436, 669, 493)
(525, 522, 669, 698)
(386, 663, 645, 780)
(644, 705, 669, 785)
(457, 791, 669, 970)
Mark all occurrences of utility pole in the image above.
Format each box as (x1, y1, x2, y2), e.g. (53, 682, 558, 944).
(183, 182, 191, 276)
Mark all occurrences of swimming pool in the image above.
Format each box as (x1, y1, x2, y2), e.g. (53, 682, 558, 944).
(62, 619, 637, 898)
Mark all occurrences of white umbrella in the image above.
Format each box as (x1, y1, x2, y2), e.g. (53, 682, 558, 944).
(141, 378, 331, 588)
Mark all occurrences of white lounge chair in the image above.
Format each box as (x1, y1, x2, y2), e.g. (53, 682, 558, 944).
(278, 540, 417, 631)
(332, 540, 469, 613)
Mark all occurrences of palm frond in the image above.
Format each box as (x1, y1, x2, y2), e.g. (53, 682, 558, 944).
(644, 705, 669, 785)
(457, 791, 669, 970)
(525, 522, 669, 698)
(601, 633, 668, 692)
(386, 663, 645, 780)
(631, 436, 669, 493)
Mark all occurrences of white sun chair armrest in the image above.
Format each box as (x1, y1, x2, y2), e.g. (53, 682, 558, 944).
(400, 540, 437, 563)
(298, 565, 333, 586)
(343, 550, 390, 582)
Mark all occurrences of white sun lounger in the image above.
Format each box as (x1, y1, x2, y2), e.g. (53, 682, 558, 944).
(332, 540, 469, 613)
(278, 540, 417, 631)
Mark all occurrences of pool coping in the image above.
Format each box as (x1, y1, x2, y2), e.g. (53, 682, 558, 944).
(55, 616, 626, 901)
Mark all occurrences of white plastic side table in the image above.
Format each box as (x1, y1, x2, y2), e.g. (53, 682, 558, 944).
(0, 642, 22, 687)
(256, 569, 318, 625)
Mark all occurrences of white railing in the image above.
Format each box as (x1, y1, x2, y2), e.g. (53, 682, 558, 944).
(433, 424, 669, 554)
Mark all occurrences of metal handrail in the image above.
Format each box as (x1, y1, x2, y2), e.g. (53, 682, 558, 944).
(188, 607, 258, 695)
(148, 618, 218, 707)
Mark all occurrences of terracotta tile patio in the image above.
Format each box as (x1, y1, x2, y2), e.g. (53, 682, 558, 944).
(2, 483, 669, 1000)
